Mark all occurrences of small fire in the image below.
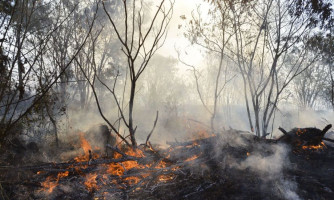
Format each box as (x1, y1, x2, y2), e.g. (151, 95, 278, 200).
(39, 170, 69, 193)
(246, 152, 250, 156)
(296, 128, 307, 136)
(158, 174, 175, 182)
(302, 142, 327, 151)
(74, 133, 99, 162)
(185, 154, 200, 162)
(84, 173, 98, 191)
(106, 163, 125, 176)
(57, 171, 69, 180)
(40, 176, 58, 193)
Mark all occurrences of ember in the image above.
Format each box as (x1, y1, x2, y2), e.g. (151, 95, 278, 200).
(302, 141, 327, 150)
(278, 124, 332, 151)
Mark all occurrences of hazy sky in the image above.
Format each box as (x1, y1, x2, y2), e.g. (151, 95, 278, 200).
(158, 0, 210, 72)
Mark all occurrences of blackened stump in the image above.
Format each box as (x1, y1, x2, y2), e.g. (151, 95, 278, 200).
(278, 124, 332, 148)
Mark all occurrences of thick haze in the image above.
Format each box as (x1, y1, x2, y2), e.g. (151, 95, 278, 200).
(0, 0, 332, 146)
(63, 0, 334, 145)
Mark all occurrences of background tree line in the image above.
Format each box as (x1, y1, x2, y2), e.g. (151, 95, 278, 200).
(0, 0, 333, 149)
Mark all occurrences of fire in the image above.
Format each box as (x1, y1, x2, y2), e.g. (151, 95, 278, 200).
(247, 152, 250, 156)
(106, 163, 125, 176)
(296, 128, 307, 136)
(185, 154, 200, 162)
(84, 173, 98, 191)
(74, 133, 99, 162)
(40, 176, 58, 193)
(157, 160, 167, 168)
(302, 142, 327, 150)
(57, 171, 69, 180)
(37, 134, 195, 195)
(39, 171, 69, 193)
(158, 174, 175, 181)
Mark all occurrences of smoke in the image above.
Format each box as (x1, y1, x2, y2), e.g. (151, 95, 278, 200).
(236, 144, 288, 176)
(210, 131, 301, 200)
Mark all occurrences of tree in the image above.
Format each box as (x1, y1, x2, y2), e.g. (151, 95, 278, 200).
(77, 0, 174, 148)
(197, 0, 333, 137)
(179, 3, 236, 132)
(0, 0, 98, 145)
(293, 59, 327, 110)
(306, 33, 334, 109)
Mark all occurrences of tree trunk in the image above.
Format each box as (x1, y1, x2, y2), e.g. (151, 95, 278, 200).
(129, 79, 137, 148)
(330, 66, 334, 110)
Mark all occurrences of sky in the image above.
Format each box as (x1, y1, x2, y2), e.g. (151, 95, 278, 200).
(158, 0, 210, 73)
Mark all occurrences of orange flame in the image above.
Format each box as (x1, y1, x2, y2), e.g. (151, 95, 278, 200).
(40, 176, 58, 194)
(185, 154, 200, 162)
(302, 142, 327, 150)
(38, 133, 183, 194)
(158, 174, 175, 182)
(57, 171, 69, 181)
(84, 173, 98, 191)
(39, 171, 69, 194)
(74, 133, 99, 162)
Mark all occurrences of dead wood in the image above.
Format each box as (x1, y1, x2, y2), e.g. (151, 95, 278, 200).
(321, 124, 332, 136)
(278, 127, 288, 135)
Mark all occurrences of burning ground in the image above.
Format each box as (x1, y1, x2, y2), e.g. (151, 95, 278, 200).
(0, 125, 334, 200)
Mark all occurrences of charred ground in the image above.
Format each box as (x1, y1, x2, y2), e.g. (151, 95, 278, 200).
(0, 125, 333, 200)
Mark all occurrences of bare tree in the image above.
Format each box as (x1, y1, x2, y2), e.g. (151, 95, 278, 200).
(228, 0, 321, 137)
(178, 3, 236, 132)
(77, 0, 174, 148)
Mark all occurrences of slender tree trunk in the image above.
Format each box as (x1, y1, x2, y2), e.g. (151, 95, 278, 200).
(129, 79, 137, 147)
(16, 28, 24, 100)
(79, 81, 86, 109)
(330, 66, 334, 110)
(18, 57, 24, 100)
(45, 101, 58, 147)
